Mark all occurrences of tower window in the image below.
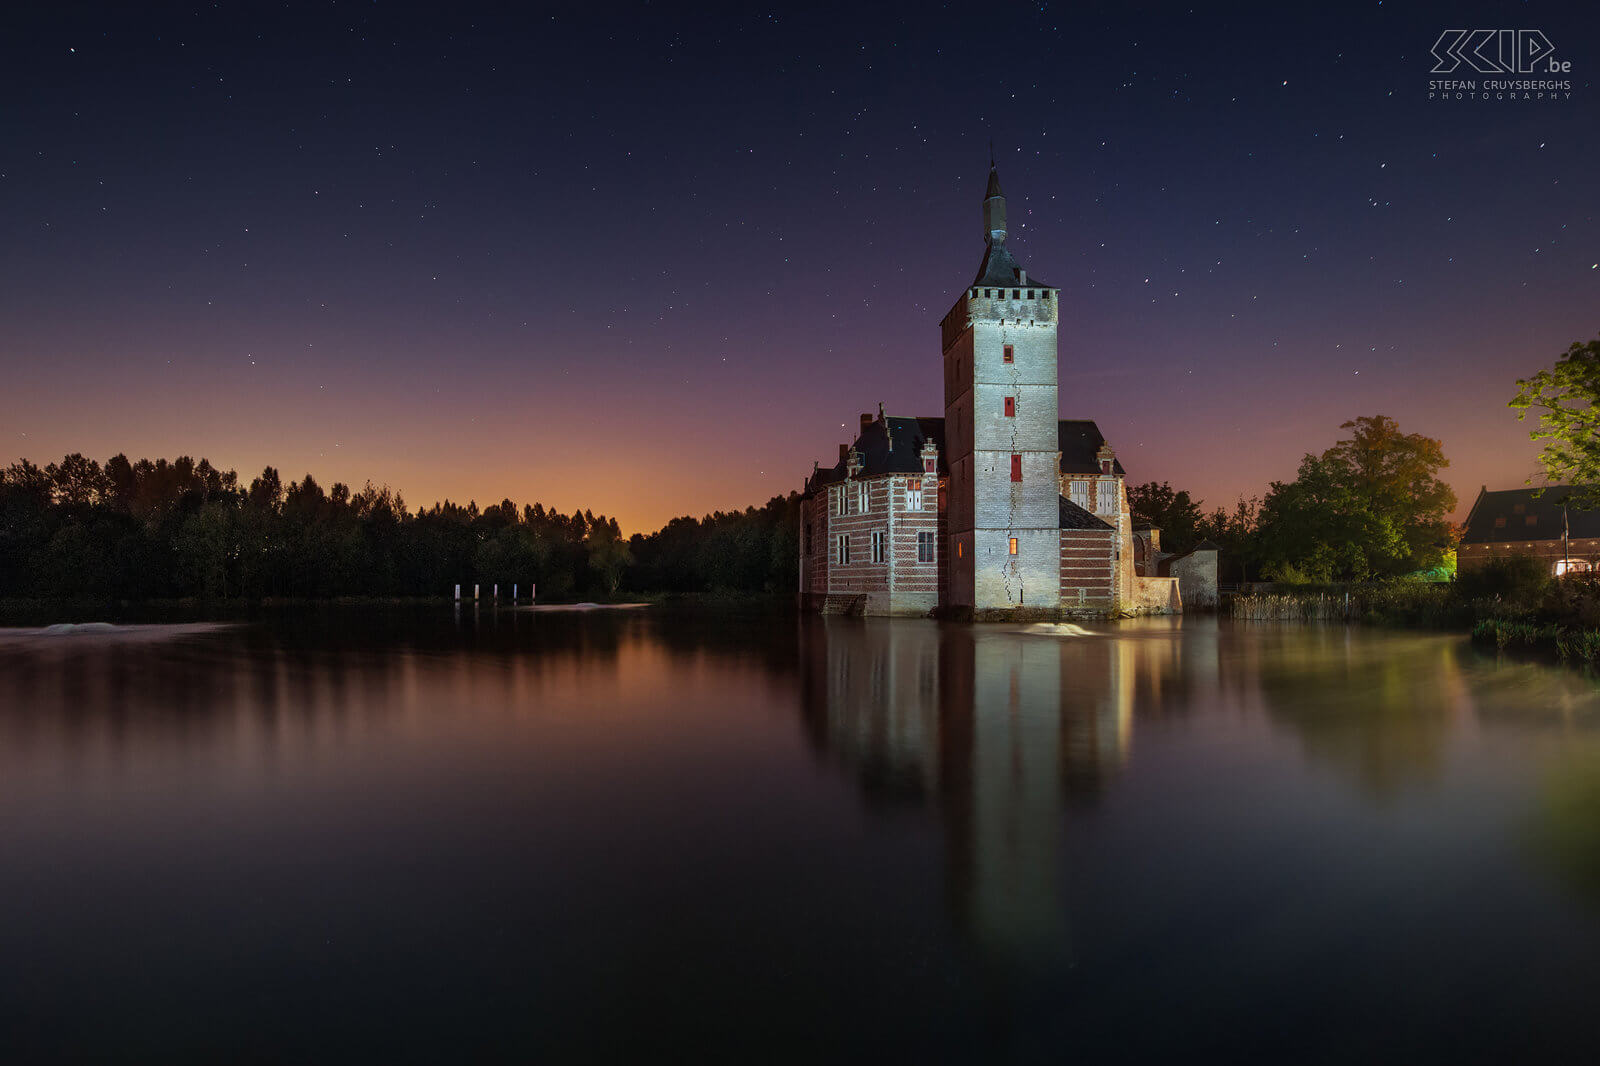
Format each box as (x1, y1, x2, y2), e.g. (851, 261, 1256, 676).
(958, 541, 964, 559)
(872, 530, 885, 563)
(1004, 396, 1015, 417)
(1009, 538, 1018, 556)
(837, 534, 850, 565)
(1011, 455, 1022, 482)
(984, 288, 992, 297)
(1027, 290, 1034, 299)
(918, 531, 934, 563)
(906, 478, 923, 511)
(1012, 289, 1020, 299)
(1003, 344, 1014, 364)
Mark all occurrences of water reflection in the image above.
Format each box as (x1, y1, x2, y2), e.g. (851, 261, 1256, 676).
(798, 618, 1209, 967)
(7, 612, 1600, 1062)
(1244, 628, 1467, 801)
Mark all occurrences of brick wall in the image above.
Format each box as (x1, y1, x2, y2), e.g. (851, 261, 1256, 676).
(1061, 527, 1116, 612)
(823, 478, 893, 601)
(889, 476, 941, 605)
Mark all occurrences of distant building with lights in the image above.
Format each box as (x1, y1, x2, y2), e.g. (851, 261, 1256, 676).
(1459, 486, 1600, 576)
(796, 164, 1183, 618)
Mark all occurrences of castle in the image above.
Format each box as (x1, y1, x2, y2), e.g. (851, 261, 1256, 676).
(797, 164, 1183, 619)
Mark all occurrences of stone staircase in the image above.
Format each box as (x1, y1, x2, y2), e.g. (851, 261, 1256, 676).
(819, 594, 867, 617)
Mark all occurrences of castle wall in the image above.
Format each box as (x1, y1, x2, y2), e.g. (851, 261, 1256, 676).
(798, 494, 830, 609)
(1061, 527, 1117, 613)
(944, 287, 1061, 613)
(887, 475, 941, 616)
(1169, 550, 1218, 609)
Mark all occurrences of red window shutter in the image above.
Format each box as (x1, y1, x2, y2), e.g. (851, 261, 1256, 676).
(1004, 396, 1015, 417)
(1011, 455, 1022, 482)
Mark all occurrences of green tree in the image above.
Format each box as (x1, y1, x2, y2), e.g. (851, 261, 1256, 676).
(1256, 416, 1453, 582)
(1323, 415, 1456, 569)
(586, 518, 633, 598)
(1511, 335, 1600, 510)
(1126, 481, 1205, 552)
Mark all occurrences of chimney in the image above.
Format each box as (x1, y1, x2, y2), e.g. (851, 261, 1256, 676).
(860, 412, 873, 435)
(839, 444, 849, 463)
(1019, 269, 1027, 285)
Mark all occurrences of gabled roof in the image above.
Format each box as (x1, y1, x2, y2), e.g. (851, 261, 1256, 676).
(1461, 486, 1600, 544)
(1059, 420, 1126, 477)
(1060, 496, 1114, 530)
(804, 416, 946, 494)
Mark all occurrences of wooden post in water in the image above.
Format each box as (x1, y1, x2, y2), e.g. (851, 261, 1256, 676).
(454, 584, 460, 600)
(474, 584, 479, 601)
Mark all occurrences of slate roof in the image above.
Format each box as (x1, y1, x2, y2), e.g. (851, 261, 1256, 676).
(1059, 420, 1126, 477)
(805, 416, 1127, 494)
(1461, 487, 1600, 544)
(1157, 539, 1220, 575)
(804, 416, 946, 494)
(972, 240, 1047, 288)
(1059, 496, 1114, 530)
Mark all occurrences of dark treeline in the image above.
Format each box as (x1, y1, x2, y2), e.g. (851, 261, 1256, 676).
(0, 453, 800, 601)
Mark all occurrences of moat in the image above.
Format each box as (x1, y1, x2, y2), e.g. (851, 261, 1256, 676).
(3, 608, 1600, 1063)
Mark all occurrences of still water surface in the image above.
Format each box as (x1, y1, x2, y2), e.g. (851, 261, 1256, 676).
(3, 609, 1600, 1063)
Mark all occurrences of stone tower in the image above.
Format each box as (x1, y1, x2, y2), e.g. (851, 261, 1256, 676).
(939, 163, 1061, 614)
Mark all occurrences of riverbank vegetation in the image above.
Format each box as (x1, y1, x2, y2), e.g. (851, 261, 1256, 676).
(0, 454, 799, 602)
(1229, 556, 1600, 666)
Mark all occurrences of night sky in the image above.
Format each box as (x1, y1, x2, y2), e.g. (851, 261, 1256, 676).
(4, 2, 1597, 532)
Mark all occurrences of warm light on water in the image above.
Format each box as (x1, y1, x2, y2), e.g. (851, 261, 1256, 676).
(2, 610, 1599, 1062)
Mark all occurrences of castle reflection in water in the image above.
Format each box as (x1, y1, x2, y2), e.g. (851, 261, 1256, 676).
(798, 618, 1214, 965)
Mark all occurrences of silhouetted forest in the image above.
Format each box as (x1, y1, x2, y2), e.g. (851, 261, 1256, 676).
(0, 454, 800, 601)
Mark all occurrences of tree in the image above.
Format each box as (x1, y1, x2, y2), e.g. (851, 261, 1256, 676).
(1511, 334, 1600, 510)
(1322, 415, 1456, 569)
(586, 518, 633, 598)
(1126, 481, 1205, 552)
(1256, 416, 1454, 582)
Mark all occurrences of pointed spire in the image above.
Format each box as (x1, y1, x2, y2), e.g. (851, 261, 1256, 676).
(982, 159, 1007, 245)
